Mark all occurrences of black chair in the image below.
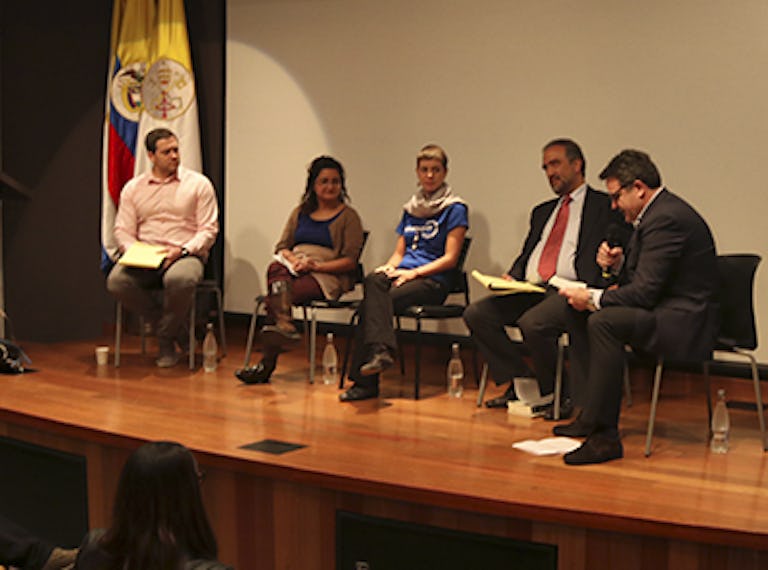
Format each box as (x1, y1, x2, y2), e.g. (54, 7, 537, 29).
(394, 236, 474, 399)
(645, 254, 765, 456)
(242, 232, 368, 385)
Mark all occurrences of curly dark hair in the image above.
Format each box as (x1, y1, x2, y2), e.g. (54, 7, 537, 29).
(299, 155, 348, 215)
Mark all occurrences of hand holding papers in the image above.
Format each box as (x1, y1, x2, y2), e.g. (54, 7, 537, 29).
(471, 270, 545, 295)
(118, 242, 168, 269)
(547, 275, 586, 290)
(273, 251, 299, 276)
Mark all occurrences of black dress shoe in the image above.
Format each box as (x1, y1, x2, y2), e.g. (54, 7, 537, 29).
(542, 397, 574, 421)
(235, 361, 274, 384)
(564, 432, 624, 465)
(552, 415, 594, 437)
(339, 384, 379, 402)
(484, 384, 517, 408)
(359, 349, 394, 376)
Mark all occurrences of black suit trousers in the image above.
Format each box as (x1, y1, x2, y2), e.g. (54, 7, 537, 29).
(567, 305, 656, 429)
(348, 271, 447, 387)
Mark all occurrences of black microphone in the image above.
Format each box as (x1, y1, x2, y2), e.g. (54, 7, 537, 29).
(602, 223, 622, 279)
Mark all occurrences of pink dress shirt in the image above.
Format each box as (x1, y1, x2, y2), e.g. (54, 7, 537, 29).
(114, 166, 219, 260)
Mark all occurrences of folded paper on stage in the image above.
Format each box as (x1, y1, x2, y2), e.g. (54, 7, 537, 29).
(512, 437, 582, 456)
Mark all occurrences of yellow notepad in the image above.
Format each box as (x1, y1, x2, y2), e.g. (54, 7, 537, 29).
(118, 242, 168, 269)
(471, 270, 545, 294)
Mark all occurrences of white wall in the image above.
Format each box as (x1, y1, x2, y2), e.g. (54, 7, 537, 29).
(226, 0, 768, 360)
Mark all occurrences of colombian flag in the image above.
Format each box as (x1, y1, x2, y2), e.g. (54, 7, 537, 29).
(101, 0, 202, 272)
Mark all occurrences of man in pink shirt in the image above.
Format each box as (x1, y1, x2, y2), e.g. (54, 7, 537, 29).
(107, 128, 219, 367)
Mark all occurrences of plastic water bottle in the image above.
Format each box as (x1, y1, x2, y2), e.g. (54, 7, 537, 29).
(710, 388, 730, 454)
(322, 332, 338, 385)
(447, 343, 464, 398)
(202, 323, 218, 373)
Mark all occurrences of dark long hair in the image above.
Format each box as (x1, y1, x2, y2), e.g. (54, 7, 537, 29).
(299, 155, 348, 215)
(100, 441, 218, 570)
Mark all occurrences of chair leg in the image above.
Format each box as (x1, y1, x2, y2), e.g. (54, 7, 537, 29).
(703, 361, 713, 441)
(309, 306, 317, 384)
(396, 316, 406, 376)
(414, 318, 422, 400)
(243, 296, 264, 368)
(645, 359, 665, 457)
(553, 334, 565, 420)
(339, 310, 359, 389)
(189, 297, 196, 370)
(302, 306, 311, 362)
(477, 363, 489, 407)
(737, 348, 768, 451)
(115, 302, 122, 368)
(215, 287, 227, 357)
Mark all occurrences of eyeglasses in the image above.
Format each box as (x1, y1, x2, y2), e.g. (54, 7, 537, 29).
(608, 185, 630, 204)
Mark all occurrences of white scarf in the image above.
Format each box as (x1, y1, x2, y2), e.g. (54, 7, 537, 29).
(402, 184, 466, 218)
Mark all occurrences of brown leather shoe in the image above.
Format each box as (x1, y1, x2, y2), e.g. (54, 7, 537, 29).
(339, 384, 379, 402)
(261, 323, 301, 347)
(359, 349, 394, 376)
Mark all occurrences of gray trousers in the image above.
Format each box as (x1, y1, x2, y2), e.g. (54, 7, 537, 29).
(107, 256, 204, 342)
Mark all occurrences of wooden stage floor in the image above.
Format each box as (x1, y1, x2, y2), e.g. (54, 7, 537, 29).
(1, 330, 767, 569)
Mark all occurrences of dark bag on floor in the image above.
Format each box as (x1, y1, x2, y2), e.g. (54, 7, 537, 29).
(0, 338, 31, 373)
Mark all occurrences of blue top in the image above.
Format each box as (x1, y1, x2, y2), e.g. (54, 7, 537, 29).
(396, 202, 469, 285)
(294, 211, 342, 249)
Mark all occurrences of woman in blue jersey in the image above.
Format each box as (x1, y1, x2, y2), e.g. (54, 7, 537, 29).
(236, 156, 365, 384)
(340, 144, 468, 402)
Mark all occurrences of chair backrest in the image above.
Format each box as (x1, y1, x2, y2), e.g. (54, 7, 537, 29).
(445, 236, 472, 300)
(351, 230, 370, 285)
(716, 254, 760, 350)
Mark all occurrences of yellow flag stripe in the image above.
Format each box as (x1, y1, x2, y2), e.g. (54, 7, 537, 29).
(111, 0, 153, 66)
(153, 0, 193, 71)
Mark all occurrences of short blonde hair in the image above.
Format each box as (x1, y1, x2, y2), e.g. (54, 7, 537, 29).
(416, 144, 448, 169)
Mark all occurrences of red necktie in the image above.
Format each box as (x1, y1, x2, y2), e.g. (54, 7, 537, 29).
(538, 195, 571, 281)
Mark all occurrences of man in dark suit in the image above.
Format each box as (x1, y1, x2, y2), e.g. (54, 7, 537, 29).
(556, 149, 718, 465)
(464, 139, 626, 416)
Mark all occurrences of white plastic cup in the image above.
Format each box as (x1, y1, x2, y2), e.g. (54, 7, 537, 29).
(95, 346, 109, 366)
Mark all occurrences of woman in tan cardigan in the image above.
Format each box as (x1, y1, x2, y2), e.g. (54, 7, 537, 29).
(236, 156, 364, 384)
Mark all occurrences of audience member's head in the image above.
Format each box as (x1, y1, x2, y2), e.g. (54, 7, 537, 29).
(99, 441, 217, 570)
